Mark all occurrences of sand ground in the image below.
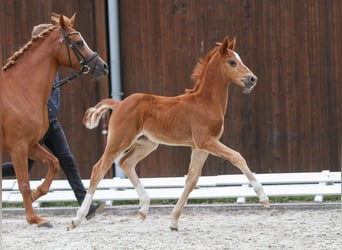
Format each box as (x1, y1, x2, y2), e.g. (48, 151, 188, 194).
(1, 204, 341, 250)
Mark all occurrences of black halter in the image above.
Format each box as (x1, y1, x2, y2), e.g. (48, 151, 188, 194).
(54, 28, 99, 88)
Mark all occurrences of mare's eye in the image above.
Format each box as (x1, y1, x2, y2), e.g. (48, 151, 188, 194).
(76, 40, 84, 47)
(228, 60, 237, 67)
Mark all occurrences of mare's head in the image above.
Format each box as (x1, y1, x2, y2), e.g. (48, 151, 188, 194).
(51, 13, 109, 79)
(216, 36, 257, 94)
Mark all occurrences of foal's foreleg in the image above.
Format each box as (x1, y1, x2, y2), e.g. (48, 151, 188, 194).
(119, 137, 158, 220)
(170, 149, 209, 231)
(207, 140, 269, 206)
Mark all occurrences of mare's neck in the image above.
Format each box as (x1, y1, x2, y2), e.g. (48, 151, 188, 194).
(5, 33, 60, 105)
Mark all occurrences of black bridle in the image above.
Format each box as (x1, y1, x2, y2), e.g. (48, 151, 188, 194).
(54, 28, 99, 88)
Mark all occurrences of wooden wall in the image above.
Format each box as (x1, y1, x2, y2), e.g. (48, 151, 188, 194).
(118, 0, 341, 177)
(2, 0, 110, 179)
(2, 0, 341, 180)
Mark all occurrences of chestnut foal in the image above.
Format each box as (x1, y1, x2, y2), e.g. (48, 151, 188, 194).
(71, 36, 269, 230)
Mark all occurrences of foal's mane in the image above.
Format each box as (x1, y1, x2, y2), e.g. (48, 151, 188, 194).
(2, 25, 58, 71)
(186, 46, 220, 93)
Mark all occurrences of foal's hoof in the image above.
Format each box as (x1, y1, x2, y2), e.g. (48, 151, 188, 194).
(170, 220, 179, 231)
(68, 220, 79, 230)
(67, 223, 76, 231)
(261, 200, 270, 208)
(38, 221, 53, 228)
(138, 210, 147, 220)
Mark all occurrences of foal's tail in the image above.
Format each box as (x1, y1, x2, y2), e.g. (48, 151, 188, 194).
(83, 98, 119, 129)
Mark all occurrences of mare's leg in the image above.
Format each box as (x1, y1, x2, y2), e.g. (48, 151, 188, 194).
(29, 144, 60, 201)
(119, 136, 159, 219)
(170, 149, 209, 231)
(11, 145, 55, 227)
(204, 139, 269, 206)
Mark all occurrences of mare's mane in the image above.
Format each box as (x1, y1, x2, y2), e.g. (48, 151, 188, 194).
(2, 25, 58, 71)
(186, 46, 220, 94)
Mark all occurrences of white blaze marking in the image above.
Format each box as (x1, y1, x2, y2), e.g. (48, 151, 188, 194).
(233, 51, 242, 63)
(79, 34, 90, 49)
(233, 51, 252, 72)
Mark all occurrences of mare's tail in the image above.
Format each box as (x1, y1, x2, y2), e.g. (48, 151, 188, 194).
(83, 98, 119, 129)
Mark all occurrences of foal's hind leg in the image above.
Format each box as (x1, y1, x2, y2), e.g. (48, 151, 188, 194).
(71, 131, 138, 229)
(70, 151, 119, 229)
(170, 149, 209, 231)
(71, 108, 147, 229)
(119, 136, 159, 220)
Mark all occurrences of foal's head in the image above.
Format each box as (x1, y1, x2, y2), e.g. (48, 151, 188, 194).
(51, 13, 109, 79)
(216, 36, 257, 94)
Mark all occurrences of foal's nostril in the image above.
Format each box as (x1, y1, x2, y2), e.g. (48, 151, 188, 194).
(242, 75, 257, 89)
(249, 75, 257, 83)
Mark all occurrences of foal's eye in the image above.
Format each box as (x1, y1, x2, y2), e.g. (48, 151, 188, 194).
(228, 60, 237, 67)
(76, 40, 84, 47)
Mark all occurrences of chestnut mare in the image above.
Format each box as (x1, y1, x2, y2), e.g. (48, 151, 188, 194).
(71, 36, 269, 230)
(2, 13, 108, 227)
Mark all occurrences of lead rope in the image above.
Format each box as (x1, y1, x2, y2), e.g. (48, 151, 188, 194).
(53, 71, 83, 89)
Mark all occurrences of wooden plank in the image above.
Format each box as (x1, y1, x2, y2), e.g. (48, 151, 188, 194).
(2, 0, 341, 179)
(118, 0, 341, 177)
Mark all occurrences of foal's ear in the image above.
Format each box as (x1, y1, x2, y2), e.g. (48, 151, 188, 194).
(219, 36, 229, 55)
(228, 37, 237, 51)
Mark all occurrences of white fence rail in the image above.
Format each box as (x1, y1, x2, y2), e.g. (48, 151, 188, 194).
(2, 170, 341, 207)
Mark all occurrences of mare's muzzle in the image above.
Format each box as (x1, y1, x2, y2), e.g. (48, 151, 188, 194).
(82, 52, 109, 80)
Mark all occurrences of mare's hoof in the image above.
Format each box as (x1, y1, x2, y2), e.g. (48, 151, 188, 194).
(38, 221, 53, 228)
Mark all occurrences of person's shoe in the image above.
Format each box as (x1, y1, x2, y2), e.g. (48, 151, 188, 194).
(86, 201, 106, 220)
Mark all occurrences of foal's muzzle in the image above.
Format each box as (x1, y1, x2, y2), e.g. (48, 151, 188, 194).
(242, 75, 257, 94)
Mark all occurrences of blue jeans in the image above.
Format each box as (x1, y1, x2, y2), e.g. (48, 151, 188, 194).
(2, 119, 87, 205)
